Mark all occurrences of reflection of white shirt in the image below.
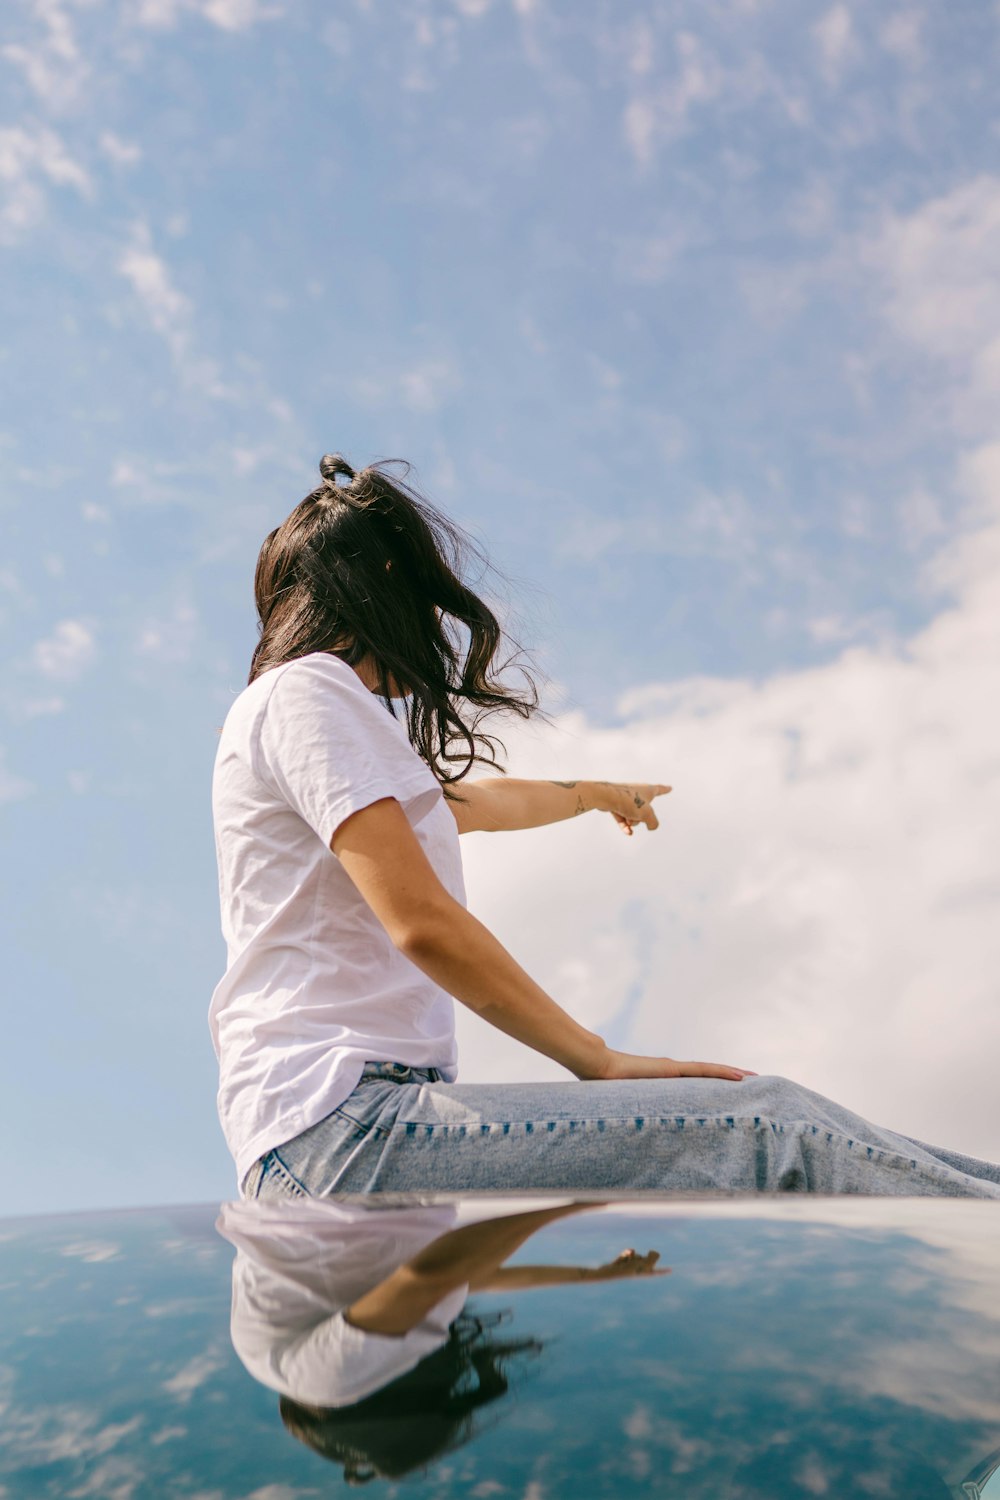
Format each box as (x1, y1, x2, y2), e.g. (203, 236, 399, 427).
(216, 1198, 469, 1408)
(208, 652, 467, 1188)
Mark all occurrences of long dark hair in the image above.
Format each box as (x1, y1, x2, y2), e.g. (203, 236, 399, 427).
(277, 1310, 542, 1484)
(250, 454, 542, 790)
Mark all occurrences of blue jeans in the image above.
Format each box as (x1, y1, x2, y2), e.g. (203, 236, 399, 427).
(239, 1063, 1000, 1201)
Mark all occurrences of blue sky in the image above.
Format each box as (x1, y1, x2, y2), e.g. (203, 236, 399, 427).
(3, 0, 1000, 1215)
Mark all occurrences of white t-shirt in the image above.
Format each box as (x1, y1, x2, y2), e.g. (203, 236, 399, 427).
(209, 651, 466, 1188)
(217, 1197, 468, 1408)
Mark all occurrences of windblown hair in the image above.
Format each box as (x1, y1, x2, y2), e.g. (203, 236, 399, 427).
(250, 454, 541, 790)
(277, 1310, 542, 1484)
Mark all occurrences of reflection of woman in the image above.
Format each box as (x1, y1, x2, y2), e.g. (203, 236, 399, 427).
(218, 1199, 659, 1483)
(209, 455, 1000, 1201)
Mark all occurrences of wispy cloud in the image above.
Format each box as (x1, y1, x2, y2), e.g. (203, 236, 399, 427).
(134, 597, 198, 664)
(116, 220, 193, 363)
(863, 175, 1000, 434)
(1, 0, 90, 111)
(623, 32, 724, 169)
(115, 220, 236, 397)
(357, 355, 462, 414)
(0, 123, 91, 245)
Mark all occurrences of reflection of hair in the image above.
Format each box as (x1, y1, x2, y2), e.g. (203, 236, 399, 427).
(278, 1311, 542, 1484)
(250, 454, 542, 789)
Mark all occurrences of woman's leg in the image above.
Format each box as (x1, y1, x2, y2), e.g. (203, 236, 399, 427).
(250, 1070, 1000, 1201)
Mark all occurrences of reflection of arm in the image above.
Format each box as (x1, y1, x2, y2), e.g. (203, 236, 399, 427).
(473, 1251, 666, 1292)
(344, 1204, 591, 1337)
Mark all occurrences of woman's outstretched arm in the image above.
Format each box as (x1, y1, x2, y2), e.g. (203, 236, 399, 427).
(448, 778, 671, 836)
(331, 796, 754, 1083)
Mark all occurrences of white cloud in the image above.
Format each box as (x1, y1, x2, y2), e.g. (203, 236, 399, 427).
(813, 4, 856, 82)
(1, 0, 90, 110)
(457, 442, 1000, 1163)
(115, 222, 236, 398)
(99, 131, 142, 166)
(200, 0, 283, 30)
(0, 124, 91, 245)
(130, 0, 283, 29)
(623, 32, 724, 169)
(32, 619, 96, 680)
(880, 9, 923, 68)
(116, 221, 192, 363)
(863, 176, 1000, 434)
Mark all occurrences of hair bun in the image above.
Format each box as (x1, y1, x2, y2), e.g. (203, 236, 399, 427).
(319, 453, 355, 485)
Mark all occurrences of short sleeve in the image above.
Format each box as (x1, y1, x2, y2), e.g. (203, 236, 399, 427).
(277, 1286, 469, 1407)
(253, 655, 441, 848)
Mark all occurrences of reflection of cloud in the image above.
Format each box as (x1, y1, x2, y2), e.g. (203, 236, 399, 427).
(149, 1425, 186, 1444)
(598, 1198, 1000, 1428)
(60, 1240, 120, 1264)
(162, 1348, 225, 1402)
(0, 1406, 142, 1466)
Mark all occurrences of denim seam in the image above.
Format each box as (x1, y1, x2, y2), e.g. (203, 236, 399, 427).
(330, 1102, 393, 1136)
(387, 1114, 957, 1177)
(269, 1149, 311, 1196)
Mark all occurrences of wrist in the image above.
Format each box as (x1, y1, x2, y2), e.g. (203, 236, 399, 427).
(570, 1035, 613, 1080)
(578, 780, 602, 814)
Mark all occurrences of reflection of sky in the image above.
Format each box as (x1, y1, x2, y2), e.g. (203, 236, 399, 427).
(1, 1200, 1000, 1498)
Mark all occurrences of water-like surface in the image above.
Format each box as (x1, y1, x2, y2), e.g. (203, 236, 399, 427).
(2, 1195, 1000, 1497)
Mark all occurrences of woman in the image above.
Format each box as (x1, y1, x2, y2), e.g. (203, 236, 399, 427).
(209, 454, 1000, 1202)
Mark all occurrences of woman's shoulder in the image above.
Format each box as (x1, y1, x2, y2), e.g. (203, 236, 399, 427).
(217, 653, 353, 742)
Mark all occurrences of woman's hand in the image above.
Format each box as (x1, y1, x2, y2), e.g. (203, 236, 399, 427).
(588, 781, 672, 836)
(583, 1049, 757, 1083)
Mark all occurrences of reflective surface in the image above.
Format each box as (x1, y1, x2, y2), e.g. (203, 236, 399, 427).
(3, 1195, 1000, 1497)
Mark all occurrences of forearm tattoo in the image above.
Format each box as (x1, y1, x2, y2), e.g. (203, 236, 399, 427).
(548, 780, 586, 815)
